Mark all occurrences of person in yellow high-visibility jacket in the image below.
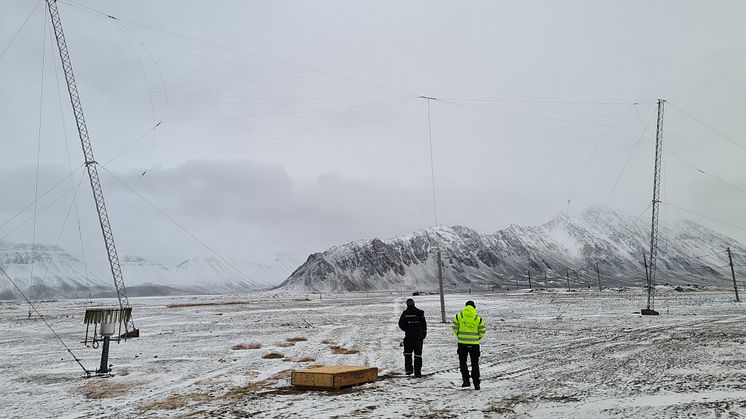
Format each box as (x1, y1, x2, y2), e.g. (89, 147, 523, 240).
(451, 300, 485, 390)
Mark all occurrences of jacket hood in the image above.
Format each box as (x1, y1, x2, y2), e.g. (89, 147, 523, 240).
(461, 305, 477, 317)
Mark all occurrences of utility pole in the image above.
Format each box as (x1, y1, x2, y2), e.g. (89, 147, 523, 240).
(46, 0, 137, 335)
(528, 270, 532, 290)
(421, 96, 445, 323)
(596, 262, 601, 292)
(438, 250, 446, 323)
(544, 271, 548, 291)
(566, 268, 570, 291)
(728, 247, 739, 302)
(642, 99, 665, 316)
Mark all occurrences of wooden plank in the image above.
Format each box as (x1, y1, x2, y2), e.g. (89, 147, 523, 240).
(291, 371, 334, 388)
(305, 366, 366, 374)
(333, 367, 377, 389)
(291, 366, 378, 390)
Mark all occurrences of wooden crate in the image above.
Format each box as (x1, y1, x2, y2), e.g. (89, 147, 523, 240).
(291, 366, 378, 390)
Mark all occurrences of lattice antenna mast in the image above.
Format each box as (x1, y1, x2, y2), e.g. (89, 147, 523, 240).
(45, 0, 136, 334)
(644, 99, 665, 315)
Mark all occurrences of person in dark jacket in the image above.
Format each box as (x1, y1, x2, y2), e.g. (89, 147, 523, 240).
(398, 298, 427, 377)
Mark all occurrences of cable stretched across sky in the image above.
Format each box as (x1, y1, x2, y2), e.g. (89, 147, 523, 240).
(0, 0, 43, 62)
(59, 0, 418, 99)
(98, 164, 260, 288)
(667, 101, 746, 153)
(661, 202, 746, 235)
(567, 102, 639, 206)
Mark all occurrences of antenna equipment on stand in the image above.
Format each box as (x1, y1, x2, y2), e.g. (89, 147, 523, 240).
(83, 308, 132, 377)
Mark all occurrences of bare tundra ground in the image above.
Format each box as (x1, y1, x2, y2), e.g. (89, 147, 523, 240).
(1, 287, 746, 418)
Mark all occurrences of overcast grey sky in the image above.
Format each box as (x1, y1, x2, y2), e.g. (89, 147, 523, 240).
(1, 0, 745, 267)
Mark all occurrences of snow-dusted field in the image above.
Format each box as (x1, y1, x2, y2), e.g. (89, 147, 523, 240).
(2, 287, 746, 418)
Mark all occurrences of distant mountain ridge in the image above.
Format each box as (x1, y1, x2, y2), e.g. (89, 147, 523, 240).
(0, 243, 298, 300)
(278, 207, 746, 292)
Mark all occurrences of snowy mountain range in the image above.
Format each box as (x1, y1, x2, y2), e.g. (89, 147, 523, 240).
(279, 207, 746, 292)
(2, 206, 743, 299)
(0, 242, 299, 300)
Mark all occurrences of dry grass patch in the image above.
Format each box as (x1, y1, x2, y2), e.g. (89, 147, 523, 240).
(321, 339, 335, 345)
(139, 393, 213, 411)
(76, 380, 131, 399)
(276, 341, 295, 347)
(262, 352, 285, 359)
(286, 337, 307, 343)
(193, 377, 229, 386)
(330, 345, 360, 355)
(295, 357, 316, 363)
(222, 380, 273, 401)
(231, 342, 261, 350)
(272, 369, 293, 380)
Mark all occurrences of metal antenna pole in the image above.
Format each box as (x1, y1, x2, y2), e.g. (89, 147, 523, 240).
(728, 247, 739, 302)
(422, 95, 446, 323)
(643, 99, 665, 315)
(46, 0, 137, 335)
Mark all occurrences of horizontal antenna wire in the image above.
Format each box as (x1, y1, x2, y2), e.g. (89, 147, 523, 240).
(441, 98, 648, 105)
(667, 101, 746, 152)
(664, 145, 746, 198)
(97, 165, 259, 287)
(59, 0, 415, 98)
(0, 264, 89, 374)
(660, 201, 746, 234)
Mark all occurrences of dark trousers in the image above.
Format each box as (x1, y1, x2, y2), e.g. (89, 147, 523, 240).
(457, 343, 480, 383)
(403, 337, 424, 375)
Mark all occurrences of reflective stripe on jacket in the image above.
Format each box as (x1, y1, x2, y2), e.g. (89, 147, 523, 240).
(451, 305, 485, 345)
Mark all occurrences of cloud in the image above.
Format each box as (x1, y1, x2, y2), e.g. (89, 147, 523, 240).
(2, 0, 745, 269)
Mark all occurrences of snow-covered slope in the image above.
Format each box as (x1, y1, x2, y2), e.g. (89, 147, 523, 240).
(169, 255, 297, 292)
(279, 207, 746, 292)
(0, 245, 299, 299)
(0, 243, 110, 300)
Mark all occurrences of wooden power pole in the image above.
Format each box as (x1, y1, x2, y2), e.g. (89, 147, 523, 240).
(438, 250, 446, 323)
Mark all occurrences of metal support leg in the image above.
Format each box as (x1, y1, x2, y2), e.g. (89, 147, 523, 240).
(97, 336, 111, 374)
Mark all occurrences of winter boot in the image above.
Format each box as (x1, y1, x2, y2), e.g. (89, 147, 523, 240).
(474, 381, 481, 390)
(461, 380, 470, 388)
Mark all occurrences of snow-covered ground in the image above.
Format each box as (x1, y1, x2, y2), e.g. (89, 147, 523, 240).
(2, 287, 746, 418)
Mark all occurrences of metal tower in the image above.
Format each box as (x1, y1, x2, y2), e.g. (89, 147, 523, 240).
(45, 0, 137, 335)
(643, 99, 665, 316)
